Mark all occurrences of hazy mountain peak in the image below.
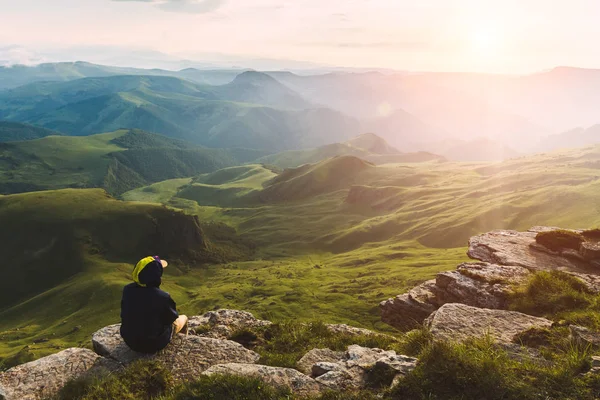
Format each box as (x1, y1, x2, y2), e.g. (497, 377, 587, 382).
(232, 70, 278, 85)
(344, 133, 400, 155)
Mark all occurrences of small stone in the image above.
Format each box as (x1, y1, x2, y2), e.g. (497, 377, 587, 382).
(311, 362, 341, 377)
(375, 355, 418, 376)
(570, 325, 600, 349)
(297, 349, 345, 375)
(580, 242, 600, 262)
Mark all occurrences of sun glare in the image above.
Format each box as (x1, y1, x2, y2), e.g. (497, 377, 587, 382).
(470, 26, 502, 55)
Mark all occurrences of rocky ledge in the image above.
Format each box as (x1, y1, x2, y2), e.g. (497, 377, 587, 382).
(381, 227, 600, 330)
(0, 309, 409, 400)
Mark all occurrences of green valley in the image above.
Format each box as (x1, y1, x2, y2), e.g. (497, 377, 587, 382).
(0, 128, 266, 195)
(4, 139, 600, 368)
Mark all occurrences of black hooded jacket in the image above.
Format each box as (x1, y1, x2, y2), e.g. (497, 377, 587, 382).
(120, 261, 179, 353)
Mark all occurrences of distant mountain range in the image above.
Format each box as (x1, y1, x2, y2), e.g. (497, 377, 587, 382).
(0, 74, 361, 151)
(257, 133, 445, 168)
(2, 62, 600, 158)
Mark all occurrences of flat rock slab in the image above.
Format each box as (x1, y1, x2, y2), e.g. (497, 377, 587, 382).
(381, 262, 531, 330)
(92, 324, 260, 380)
(425, 303, 553, 344)
(188, 309, 272, 339)
(203, 363, 321, 397)
(0, 348, 116, 400)
(468, 229, 594, 273)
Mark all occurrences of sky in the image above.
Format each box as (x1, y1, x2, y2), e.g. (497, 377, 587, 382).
(0, 0, 599, 73)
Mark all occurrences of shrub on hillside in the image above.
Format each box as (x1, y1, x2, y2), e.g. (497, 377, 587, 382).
(535, 230, 584, 251)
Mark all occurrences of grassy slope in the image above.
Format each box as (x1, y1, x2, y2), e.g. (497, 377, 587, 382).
(5, 145, 600, 366)
(256, 135, 445, 169)
(0, 121, 62, 142)
(0, 188, 251, 366)
(0, 129, 262, 195)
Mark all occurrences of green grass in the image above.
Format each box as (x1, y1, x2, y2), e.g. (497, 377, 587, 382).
(0, 129, 264, 195)
(52, 329, 600, 400)
(7, 144, 600, 369)
(229, 321, 404, 368)
(509, 271, 600, 329)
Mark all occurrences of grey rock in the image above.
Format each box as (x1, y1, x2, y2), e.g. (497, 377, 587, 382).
(375, 354, 418, 376)
(326, 324, 379, 337)
(425, 303, 553, 344)
(468, 229, 593, 273)
(188, 309, 272, 339)
(580, 242, 600, 261)
(381, 262, 530, 330)
(0, 348, 117, 400)
(297, 348, 345, 375)
(346, 345, 396, 368)
(203, 363, 321, 397)
(315, 368, 363, 390)
(299, 345, 418, 391)
(91, 324, 259, 381)
(311, 362, 342, 377)
(380, 280, 439, 330)
(570, 325, 600, 349)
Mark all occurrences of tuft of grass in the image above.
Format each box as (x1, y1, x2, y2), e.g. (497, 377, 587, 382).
(229, 321, 402, 369)
(536, 230, 584, 251)
(53, 360, 172, 400)
(169, 374, 292, 400)
(392, 336, 597, 400)
(509, 271, 598, 326)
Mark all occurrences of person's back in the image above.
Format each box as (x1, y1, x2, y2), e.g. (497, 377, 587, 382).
(120, 256, 188, 354)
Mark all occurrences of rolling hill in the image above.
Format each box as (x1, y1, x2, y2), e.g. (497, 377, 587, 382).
(6, 143, 600, 367)
(256, 133, 446, 168)
(0, 129, 267, 195)
(0, 189, 254, 368)
(0, 121, 61, 142)
(0, 74, 361, 151)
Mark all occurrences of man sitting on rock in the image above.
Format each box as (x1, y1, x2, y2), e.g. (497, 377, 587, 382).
(120, 256, 188, 353)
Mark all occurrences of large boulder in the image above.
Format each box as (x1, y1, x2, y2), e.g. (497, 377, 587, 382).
(299, 345, 418, 391)
(203, 364, 321, 397)
(468, 228, 594, 273)
(425, 303, 553, 344)
(188, 309, 272, 339)
(0, 348, 117, 400)
(381, 262, 530, 330)
(380, 280, 441, 330)
(91, 324, 260, 380)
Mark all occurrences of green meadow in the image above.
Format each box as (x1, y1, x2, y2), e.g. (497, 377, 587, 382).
(3, 142, 600, 368)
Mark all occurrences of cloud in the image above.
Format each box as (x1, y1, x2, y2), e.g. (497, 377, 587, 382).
(0, 46, 46, 67)
(112, 0, 226, 14)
